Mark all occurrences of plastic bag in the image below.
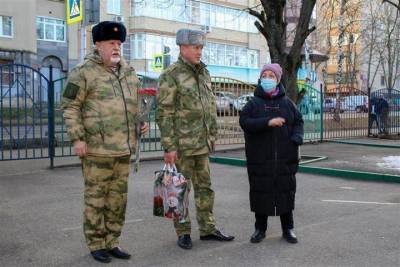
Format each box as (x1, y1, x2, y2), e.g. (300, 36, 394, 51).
(153, 164, 189, 223)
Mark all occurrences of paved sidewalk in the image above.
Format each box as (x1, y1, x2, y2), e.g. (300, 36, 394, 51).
(214, 141, 400, 176)
(1, 158, 400, 266)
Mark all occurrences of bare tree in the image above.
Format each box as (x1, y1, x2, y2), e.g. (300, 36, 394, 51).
(383, 0, 400, 10)
(247, 0, 317, 103)
(359, 1, 383, 90)
(315, 0, 363, 95)
(377, 3, 400, 91)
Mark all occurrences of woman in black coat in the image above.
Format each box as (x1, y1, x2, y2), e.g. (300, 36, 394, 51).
(239, 63, 304, 244)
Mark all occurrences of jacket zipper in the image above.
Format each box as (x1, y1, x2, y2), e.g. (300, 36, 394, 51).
(195, 69, 209, 147)
(273, 99, 278, 216)
(116, 75, 132, 154)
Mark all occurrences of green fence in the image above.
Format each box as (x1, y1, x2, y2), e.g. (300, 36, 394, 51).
(4, 64, 396, 164)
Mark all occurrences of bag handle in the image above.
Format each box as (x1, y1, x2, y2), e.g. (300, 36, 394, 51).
(163, 164, 178, 173)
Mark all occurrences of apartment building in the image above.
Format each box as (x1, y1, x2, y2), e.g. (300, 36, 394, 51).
(74, 0, 268, 84)
(1, 0, 324, 86)
(315, 0, 363, 95)
(0, 0, 79, 79)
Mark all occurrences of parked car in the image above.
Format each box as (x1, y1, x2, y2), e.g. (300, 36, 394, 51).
(323, 98, 346, 113)
(215, 91, 237, 114)
(342, 95, 368, 112)
(232, 93, 253, 112)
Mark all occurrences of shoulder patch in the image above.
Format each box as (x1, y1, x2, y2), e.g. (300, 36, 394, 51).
(63, 82, 80, 100)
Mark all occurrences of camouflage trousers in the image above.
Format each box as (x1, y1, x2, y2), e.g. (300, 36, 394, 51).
(81, 155, 130, 251)
(174, 153, 216, 236)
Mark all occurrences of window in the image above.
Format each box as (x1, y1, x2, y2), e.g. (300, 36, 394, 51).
(191, 1, 201, 24)
(130, 33, 260, 69)
(131, 33, 144, 59)
(36, 17, 65, 42)
(107, 0, 121, 15)
(0, 15, 13, 37)
(381, 76, 385, 86)
(248, 50, 259, 68)
(130, 0, 258, 33)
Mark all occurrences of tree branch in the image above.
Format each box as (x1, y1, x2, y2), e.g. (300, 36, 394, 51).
(306, 26, 317, 37)
(383, 0, 400, 10)
(290, 0, 317, 62)
(247, 8, 265, 24)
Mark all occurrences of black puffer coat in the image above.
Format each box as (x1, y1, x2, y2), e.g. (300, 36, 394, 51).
(239, 84, 304, 215)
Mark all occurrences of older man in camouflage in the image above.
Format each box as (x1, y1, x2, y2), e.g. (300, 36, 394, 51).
(156, 29, 234, 250)
(62, 21, 148, 263)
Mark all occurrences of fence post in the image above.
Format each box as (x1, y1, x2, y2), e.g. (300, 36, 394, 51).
(367, 86, 371, 137)
(320, 84, 324, 142)
(48, 65, 55, 169)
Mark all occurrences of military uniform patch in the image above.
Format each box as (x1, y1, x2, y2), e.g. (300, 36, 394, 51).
(63, 82, 80, 100)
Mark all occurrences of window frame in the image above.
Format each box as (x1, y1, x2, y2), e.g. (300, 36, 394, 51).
(107, 0, 121, 15)
(36, 16, 66, 42)
(0, 15, 13, 38)
(130, 32, 260, 69)
(129, 0, 258, 33)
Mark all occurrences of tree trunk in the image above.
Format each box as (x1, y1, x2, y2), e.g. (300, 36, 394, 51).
(248, 0, 316, 104)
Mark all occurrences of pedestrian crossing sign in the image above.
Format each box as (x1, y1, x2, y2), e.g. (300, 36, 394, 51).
(66, 0, 83, 25)
(152, 54, 164, 72)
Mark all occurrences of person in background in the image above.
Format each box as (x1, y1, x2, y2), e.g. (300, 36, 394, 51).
(239, 63, 304, 244)
(376, 96, 389, 135)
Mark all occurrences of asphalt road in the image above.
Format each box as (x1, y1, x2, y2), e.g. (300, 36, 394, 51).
(0, 159, 399, 267)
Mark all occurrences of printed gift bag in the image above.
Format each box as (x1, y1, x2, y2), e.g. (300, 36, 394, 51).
(153, 164, 189, 223)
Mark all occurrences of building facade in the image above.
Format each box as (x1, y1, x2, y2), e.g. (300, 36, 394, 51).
(76, 0, 269, 84)
(1, 0, 327, 86)
(0, 0, 80, 80)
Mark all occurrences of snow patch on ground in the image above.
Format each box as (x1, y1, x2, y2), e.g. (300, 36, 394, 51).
(376, 156, 400, 171)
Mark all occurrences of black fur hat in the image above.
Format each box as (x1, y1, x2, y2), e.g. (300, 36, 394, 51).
(92, 21, 126, 44)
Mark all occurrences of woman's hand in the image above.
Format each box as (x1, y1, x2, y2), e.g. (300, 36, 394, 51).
(268, 117, 286, 127)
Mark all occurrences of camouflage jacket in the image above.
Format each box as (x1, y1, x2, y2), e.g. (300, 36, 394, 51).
(61, 50, 139, 157)
(156, 56, 217, 156)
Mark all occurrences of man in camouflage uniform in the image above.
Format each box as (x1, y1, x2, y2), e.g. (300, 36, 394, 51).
(156, 29, 235, 250)
(62, 21, 148, 263)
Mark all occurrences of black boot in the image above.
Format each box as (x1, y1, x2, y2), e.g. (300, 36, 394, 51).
(282, 229, 298, 244)
(200, 229, 234, 241)
(108, 247, 131, 259)
(90, 249, 112, 263)
(250, 229, 266, 243)
(177, 234, 192, 249)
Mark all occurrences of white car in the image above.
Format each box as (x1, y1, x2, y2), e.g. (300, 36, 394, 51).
(214, 91, 237, 114)
(233, 93, 254, 112)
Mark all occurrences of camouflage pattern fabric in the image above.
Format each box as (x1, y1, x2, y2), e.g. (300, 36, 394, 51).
(173, 153, 216, 236)
(82, 155, 130, 251)
(62, 50, 139, 157)
(155, 56, 218, 156)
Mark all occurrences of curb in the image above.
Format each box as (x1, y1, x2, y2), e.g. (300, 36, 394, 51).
(209, 156, 400, 184)
(52, 145, 246, 169)
(327, 140, 400, 149)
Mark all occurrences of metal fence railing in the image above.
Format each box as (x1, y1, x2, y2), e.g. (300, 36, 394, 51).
(211, 77, 256, 145)
(0, 64, 51, 161)
(297, 84, 323, 142)
(2, 63, 399, 165)
(322, 89, 369, 139)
